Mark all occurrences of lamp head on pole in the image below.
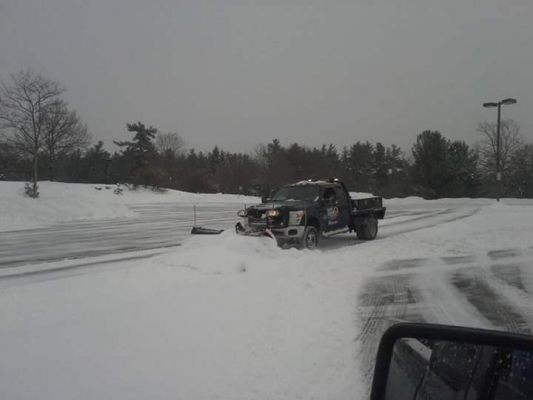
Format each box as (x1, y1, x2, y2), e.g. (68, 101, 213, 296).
(483, 102, 498, 108)
(501, 98, 517, 105)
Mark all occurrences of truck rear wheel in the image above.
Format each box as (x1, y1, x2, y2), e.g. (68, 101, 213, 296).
(300, 226, 319, 250)
(356, 216, 378, 240)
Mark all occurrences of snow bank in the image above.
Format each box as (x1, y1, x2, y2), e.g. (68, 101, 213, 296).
(0, 232, 366, 400)
(0, 181, 259, 232)
(117, 185, 259, 205)
(0, 181, 136, 232)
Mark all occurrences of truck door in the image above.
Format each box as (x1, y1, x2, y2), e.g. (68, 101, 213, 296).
(333, 185, 351, 229)
(322, 186, 343, 232)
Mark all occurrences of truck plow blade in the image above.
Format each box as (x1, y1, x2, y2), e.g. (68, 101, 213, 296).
(191, 223, 275, 241)
(190, 226, 224, 235)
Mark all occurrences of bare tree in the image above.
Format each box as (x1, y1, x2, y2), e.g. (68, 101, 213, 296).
(508, 143, 533, 197)
(477, 119, 523, 177)
(0, 69, 64, 193)
(43, 100, 91, 180)
(155, 132, 185, 159)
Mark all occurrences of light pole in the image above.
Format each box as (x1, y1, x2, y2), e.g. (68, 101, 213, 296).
(483, 98, 517, 201)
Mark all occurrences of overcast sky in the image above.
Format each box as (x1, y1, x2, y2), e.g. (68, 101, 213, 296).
(1, 0, 532, 154)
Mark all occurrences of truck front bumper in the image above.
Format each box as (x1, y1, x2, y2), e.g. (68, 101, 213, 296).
(270, 226, 305, 241)
(236, 223, 305, 244)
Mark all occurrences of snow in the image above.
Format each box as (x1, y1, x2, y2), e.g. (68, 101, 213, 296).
(0, 181, 136, 232)
(0, 181, 259, 232)
(393, 202, 533, 255)
(0, 233, 365, 400)
(117, 186, 259, 205)
(292, 180, 330, 185)
(2, 189, 533, 399)
(349, 191, 376, 199)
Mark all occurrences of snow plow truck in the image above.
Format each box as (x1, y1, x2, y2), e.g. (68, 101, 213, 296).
(193, 179, 386, 249)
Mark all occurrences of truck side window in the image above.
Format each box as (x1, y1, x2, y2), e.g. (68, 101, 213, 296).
(334, 186, 348, 206)
(323, 188, 337, 205)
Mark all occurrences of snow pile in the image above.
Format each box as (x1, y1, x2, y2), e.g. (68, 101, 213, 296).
(117, 185, 259, 205)
(0, 232, 366, 400)
(0, 181, 136, 232)
(0, 181, 259, 232)
(149, 233, 365, 399)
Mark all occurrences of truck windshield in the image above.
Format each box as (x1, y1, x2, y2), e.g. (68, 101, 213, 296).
(272, 186, 319, 202)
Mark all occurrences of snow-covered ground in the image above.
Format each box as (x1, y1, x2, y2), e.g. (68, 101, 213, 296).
(2, 182, 533, 399)
(0, 181, 259, 232)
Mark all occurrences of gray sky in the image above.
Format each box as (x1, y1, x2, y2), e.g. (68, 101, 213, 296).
(1, 0, 532, 154)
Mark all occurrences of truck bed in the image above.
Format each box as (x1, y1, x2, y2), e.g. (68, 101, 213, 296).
(351, 197, 386, 219)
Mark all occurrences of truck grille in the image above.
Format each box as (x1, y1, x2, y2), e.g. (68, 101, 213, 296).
(247, 209, 287, 229)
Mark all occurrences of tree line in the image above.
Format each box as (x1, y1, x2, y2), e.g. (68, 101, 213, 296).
(1, 69, 533, 199)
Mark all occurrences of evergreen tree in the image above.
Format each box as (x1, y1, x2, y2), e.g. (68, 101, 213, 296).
(114, 122, 157, 185)
(346, 141, 374, 191)
(412, 131, 450, 198)
(373, 142, 388, 190)
(444, 141, 480, 197)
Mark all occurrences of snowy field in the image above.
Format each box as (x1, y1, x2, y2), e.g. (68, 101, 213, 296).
(0, 181, 259, 232)
(1, 181, 533, 399)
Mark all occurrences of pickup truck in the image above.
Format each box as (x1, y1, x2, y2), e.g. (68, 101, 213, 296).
(235, 179, 386, 249)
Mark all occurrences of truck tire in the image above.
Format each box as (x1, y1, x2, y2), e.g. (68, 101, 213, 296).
(355, 225, 364, 239)
(357, 216, 378, 240)
(300, 226, 319, 250)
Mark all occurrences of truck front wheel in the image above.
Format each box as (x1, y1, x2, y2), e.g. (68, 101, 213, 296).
(300, 226, 319, 250)
(356, 216, 378, 240)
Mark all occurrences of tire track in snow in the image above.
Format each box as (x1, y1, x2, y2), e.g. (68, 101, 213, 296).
(379, 258, 426, 271)
(409, 264, 493, 329)
(357, 247, 533, 394)
(484, 248, 533, 298)
(488, 249, 523, 261)
(377, 207, 479, 239)
(322, 206, 479, 252)
(355, 273, 424, 394)
(452, 267, 531, 334)
(490, 263, 526, 292)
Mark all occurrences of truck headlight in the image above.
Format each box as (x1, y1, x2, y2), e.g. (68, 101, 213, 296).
(237, 210, 248, 217)
(266, 209, 281, 218)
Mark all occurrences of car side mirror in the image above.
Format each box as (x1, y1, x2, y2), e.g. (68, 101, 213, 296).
(370, 323, 533, 400)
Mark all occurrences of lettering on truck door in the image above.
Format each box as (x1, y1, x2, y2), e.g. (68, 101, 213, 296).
(333, 185, 351, 229)
(323, 187, 340, 231)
